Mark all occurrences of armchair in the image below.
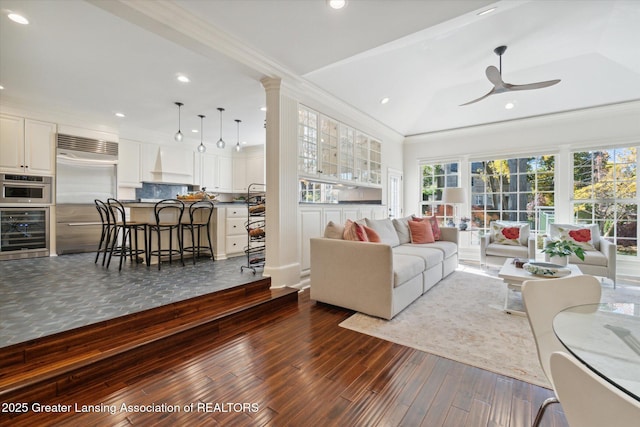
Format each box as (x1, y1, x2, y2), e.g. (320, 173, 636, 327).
(544, 223, 616, 286)
(480, 221, 536, 267)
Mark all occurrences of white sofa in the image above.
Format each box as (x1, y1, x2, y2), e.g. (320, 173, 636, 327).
(310, 217, 459, 320)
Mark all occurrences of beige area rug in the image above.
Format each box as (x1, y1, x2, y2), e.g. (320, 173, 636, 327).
(339, 266, 640, 389)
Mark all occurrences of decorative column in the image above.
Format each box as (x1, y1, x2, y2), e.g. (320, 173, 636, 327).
(261, 77, 301, 288)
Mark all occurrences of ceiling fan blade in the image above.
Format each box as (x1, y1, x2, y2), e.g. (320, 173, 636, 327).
(460, 87, 497, 106)
(505, 79, 561, 91)
(485, 65, 504, 87)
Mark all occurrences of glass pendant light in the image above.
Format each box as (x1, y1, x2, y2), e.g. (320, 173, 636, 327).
(216, 107, 226, 149)
(174, 102, 184, 142)
(234, 119, 242, 152)
(197, 114, 207, 153)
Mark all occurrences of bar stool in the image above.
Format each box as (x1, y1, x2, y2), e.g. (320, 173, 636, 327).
(106, 198, 148, 271)
(181, 200, 215, 264)
(94, 199, 115, 266)
(148, 199, 185, 270)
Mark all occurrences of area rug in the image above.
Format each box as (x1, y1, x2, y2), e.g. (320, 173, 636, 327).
(339, 267, 640, 389)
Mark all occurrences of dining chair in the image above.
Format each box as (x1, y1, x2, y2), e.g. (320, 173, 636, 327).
(148, 199, 185, 270)
(550, 351, 640, 427)
(106, 198, 148, 271)
(94, 199, 114, 265)
(180, 200, 215, 264)
(521, 274, 602, 427)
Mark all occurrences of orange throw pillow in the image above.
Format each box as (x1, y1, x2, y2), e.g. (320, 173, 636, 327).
(408, 219, 435, 244)
(363, 225, 381, 243)
(413, 216, 441, 240)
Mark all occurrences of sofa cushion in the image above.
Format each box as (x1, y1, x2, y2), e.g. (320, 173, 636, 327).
(392, 216, 413, 244)
(485, 242, 529, 258)
(324, 221, 344, 239)
(392, 254, 425, 288)
(363, 225, 381, 243)
(365, 218, 400, 247)
(393, 245, 443, 269)
(550, 223, 599, 250)
(421, 241, 458, 259)
(413, 216, 441, 240)
(408, 219, 435, 244)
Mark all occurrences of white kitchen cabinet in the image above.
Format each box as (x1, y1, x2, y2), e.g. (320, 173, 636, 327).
(140, 143, 158, 183)
(0, 115, 56, 175)
(225, 206, 247, 256)
(117, 140, 142, 187)
(232, 157, 246, 192)
(233, 149, 265, 192)
(299, 207, 323, 272)
(202, 153, 232, 192)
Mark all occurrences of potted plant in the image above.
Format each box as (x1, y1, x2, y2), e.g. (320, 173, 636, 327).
(541, 239, 585, 266)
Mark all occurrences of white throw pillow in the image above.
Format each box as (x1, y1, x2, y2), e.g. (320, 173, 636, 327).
(365, 218, 400, 247)
(549, 223, 599, 250)
(490, 221, 529, 246)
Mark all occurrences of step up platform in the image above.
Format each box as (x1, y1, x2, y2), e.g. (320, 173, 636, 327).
(0, 278, 298, 403)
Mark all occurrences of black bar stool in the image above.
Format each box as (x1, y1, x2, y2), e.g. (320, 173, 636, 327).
(181, 200, 215, 264)
(94, 199, 115, 266)
(148, 199, 185, 270)
(106, 198, 148, 271)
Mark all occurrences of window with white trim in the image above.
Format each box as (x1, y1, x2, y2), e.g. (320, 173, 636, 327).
(572, 146, 638, 257)
(420, 162, 459, 224)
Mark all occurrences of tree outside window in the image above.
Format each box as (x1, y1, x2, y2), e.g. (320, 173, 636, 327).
(572, 147, 637, 256)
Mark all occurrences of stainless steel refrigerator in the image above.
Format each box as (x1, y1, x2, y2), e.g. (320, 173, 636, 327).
(55, 134, 118, 254)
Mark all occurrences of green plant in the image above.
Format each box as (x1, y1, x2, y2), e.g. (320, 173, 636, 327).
(541, 239, 585, 261)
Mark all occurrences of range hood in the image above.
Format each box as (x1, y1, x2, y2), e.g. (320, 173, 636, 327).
(148, 145, 194, 185)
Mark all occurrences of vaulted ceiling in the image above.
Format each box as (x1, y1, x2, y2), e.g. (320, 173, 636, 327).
(1, 0, 639, 146)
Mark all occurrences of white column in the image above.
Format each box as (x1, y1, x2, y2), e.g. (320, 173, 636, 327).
(555, 145, 572, 223)
(261, 77, 301, 288)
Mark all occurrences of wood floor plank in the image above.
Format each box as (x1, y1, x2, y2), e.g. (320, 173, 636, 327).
(2, 289, 569, 427)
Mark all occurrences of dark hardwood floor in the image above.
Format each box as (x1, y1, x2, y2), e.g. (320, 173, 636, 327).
(1, 290, 568, 427)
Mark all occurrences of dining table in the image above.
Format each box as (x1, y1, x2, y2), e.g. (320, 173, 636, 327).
(553, 302, 640, 401)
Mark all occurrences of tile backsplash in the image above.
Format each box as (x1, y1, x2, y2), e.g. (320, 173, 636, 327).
(135, 182, 188, 200)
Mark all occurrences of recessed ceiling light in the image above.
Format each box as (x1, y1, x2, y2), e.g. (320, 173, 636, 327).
(176, 74, 190, 83)
(115, 112, 125, 118)
(505, 101, 516, 110)
(477, 7, 496, 16)
(327, 0, 347, 10)
(8, 13, 29, 25)
(380, 97, 390, 105)
(241, 141, 247, 145)
(192, 129, 199, 133)
(0, 85, 4, 90)
(260, 107, 267, 112)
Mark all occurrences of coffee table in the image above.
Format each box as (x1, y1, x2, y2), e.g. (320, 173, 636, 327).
(498, 258, 582, 316)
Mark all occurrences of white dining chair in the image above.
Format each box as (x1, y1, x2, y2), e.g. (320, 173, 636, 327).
(521, 274, 602, 427)
(550, 351, 640, 427)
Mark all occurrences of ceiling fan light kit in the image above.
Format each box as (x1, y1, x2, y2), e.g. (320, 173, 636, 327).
(461, 45, 561, 106)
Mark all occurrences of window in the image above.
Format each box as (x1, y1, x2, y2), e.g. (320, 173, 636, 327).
(299, 180, 338, 204)
(470, 156, 555, 234)
(572, 147, 637, 257)
(420, 162, 459, 224)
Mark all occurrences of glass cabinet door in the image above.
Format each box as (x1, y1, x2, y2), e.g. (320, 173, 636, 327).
(369, 139, 382, 185)
(298, 108, 318, 176)
(339, 126, 355, 181)
(319, 117, 339, 179)
(355, 132, 369, 183)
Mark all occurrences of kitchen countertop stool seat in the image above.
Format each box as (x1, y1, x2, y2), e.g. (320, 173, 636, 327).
(181, 200, 215, 264)
(106, 198, 148, 271)
(148, 199, 185, 270)
(94, 199, 115, 266)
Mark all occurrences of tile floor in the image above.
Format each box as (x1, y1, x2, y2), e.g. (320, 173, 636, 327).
(0, 253, 263, 347)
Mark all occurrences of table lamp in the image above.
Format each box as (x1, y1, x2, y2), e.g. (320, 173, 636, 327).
(442, 187, 466, 227)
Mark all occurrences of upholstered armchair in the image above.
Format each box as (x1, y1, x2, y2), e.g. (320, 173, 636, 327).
(544, 224, 616, 286)
(481, 221, 536, 267)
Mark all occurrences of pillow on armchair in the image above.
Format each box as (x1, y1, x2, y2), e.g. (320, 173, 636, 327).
(549, 224, 600, 250)
(490, 221, 530, 246)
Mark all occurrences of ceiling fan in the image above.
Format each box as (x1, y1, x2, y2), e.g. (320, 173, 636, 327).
(460, 45, 561, 106)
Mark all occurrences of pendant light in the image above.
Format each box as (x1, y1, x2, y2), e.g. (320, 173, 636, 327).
(197, 114, 207, 153)
(174, 102, 184, 142)
(234, 119, 242, 152)
(216, 107, 226, 149)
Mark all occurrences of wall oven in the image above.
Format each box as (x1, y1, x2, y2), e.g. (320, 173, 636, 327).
(0, 174, 52, 204)
(0, 207, 50, 260)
